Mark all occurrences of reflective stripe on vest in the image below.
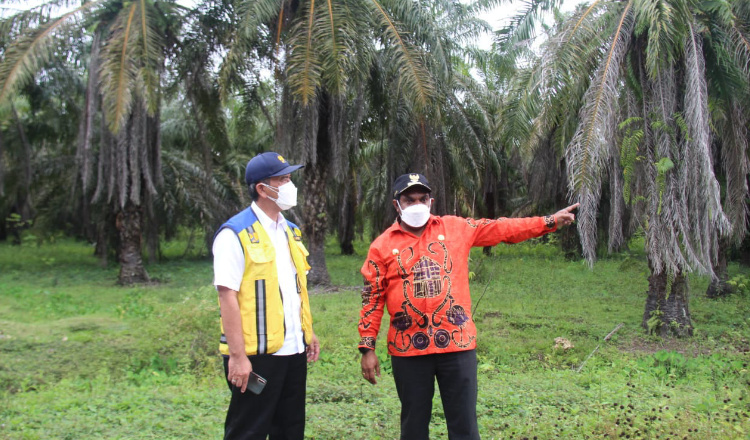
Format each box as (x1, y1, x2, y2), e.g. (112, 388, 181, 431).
(255, 279, 267, 354)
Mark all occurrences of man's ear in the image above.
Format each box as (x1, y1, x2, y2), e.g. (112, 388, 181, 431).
(256, 182, 268, 199)
(392, 199, 400, 213)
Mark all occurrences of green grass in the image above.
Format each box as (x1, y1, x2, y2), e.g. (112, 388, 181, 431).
(1, 237, 749, 439)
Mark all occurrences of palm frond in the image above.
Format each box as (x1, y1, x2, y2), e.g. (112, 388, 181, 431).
(495, 0, 563, 54)
(99, 3, 141, 134)
(286, 0, 321, 106)
(682, 22, 729, 269)
(0, 1, 98, 105)
(637, 0, 686, 78)
(566, 0, 634, 264)
(720, 101, 749, 244)
(367, 0, 435, 113)
(567, 0, 603, 41)
(0, 0, 82, 40)
(444, 94, 485, 182)
(729, 23, 750, 78)
(217, 33, 253, 101)
(161, 148, 239, 227)
(236, 0, 283, 42)
(138, 0, 165, 115)
(644, 68, 684, 275)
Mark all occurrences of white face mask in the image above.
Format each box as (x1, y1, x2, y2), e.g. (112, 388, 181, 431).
(398, 200, 431, 228)
(262, 181, 298, 210)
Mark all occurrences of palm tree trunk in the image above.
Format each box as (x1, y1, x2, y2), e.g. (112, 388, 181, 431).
(11, 104, 33, 222)
(706, 238, 731, 298)
(117, 201, 150, 284)
(143, 189, 159, 264)
(188, 94, 216, 256)
(0, 127, 5, 198)
(0, 127, 5, 241)
(77, 32, 99, 196)
(301, 95, 333, 286)
(95, 216, 109, 267)
(77, 33, 101, 243)
(302, 163, 331, 285)
(482, 173, 497, 256)
(642, 260, 693, 337)
(337, 166, 357, 255)
(81, 195, 94, 242)
(145, 111, 162, 263)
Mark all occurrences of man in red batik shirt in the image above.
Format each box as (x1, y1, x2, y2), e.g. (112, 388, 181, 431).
(358, 173, 578, 440)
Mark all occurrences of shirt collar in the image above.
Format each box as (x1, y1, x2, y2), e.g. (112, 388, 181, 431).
(251, 201, 288, 233)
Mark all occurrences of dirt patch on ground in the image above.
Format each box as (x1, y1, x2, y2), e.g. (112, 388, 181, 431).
(621, 336, 717, 357)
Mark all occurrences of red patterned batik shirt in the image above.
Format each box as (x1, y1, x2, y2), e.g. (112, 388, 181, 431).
(358, 214, 557, 357)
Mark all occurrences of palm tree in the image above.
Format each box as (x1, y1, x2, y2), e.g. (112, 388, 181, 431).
(0, 0, 187, 284)
(0, 65, 85, 244)
(221, 0, 483, 285)
(519, 0, 750, 336)
(327, 1, 542, 258)
(158, 85, 275, 257)
(489, 1, 593, 257)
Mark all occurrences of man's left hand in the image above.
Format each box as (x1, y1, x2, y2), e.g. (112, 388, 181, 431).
(306, 333, 320, 362)
(554, 203, 580, 228)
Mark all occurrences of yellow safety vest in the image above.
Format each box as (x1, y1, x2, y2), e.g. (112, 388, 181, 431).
(216, 207, 313, 356)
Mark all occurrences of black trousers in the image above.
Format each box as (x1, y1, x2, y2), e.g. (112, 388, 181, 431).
(223, 353, 307, 440)
(391, 349, 480, 440)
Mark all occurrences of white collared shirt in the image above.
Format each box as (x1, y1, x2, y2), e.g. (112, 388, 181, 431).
(213, 202, 305, 356)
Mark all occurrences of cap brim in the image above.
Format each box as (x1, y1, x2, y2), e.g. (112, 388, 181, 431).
(268, 164, 304, 178)
(394, 182, 431, 198)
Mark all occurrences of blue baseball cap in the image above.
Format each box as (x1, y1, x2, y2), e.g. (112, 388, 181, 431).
(245, 152, 304, 184)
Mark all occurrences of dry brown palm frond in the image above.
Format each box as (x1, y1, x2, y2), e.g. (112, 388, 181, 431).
(729, 22, 750, 78)
(644, 67, 687, 276)
(721, 101, 749, 244)
(607, 102, 625, 253)
(681, 24, 729, 275)
(566, 0, 635, 264)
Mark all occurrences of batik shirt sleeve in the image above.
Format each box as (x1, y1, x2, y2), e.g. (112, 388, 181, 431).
(466, 215, 557, 247)
(358, 246, 387, 351)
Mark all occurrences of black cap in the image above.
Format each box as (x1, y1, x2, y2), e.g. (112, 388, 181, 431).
(245, 152, 304, 184)
(392, 173, 431, 199)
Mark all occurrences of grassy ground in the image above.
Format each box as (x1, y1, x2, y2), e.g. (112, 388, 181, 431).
(1, 235, 749, 439)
